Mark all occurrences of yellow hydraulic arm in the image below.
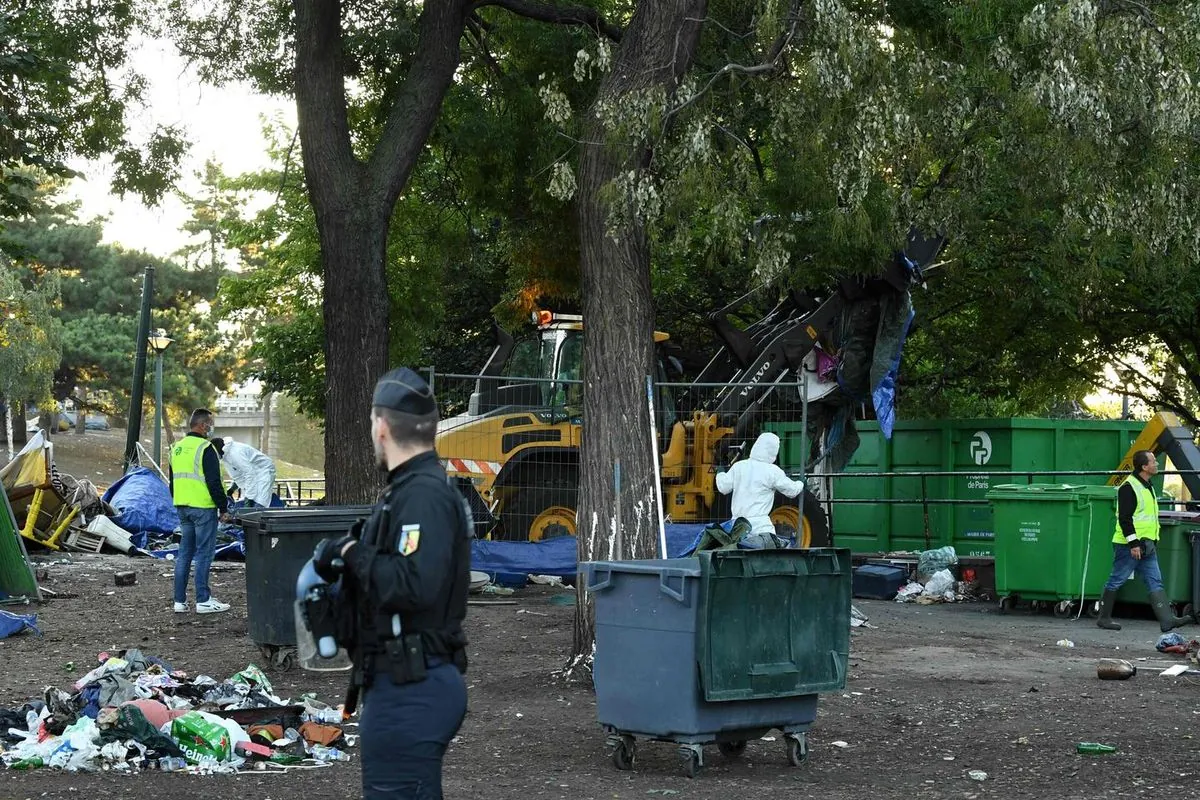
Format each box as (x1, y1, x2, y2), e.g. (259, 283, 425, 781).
(1110, 412, 1200, 499)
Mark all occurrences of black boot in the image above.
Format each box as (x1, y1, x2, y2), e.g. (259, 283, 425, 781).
(1096, 589, 1121, 631)
(1149, 590, 1189, 632)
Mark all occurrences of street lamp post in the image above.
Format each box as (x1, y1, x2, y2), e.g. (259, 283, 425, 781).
(147, 329, 173, 466)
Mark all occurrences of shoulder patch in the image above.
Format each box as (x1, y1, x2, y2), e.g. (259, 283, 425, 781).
(398, 523, 421, 556)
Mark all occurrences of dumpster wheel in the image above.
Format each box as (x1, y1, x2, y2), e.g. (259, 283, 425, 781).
(1053, 600, 1075, 619)
(611, 736, 636, 771)
(785, 733, 808, 766)
(259, 644, 297, 672)
(678, 744, 704, 778)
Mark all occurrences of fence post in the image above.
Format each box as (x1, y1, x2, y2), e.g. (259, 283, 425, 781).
(797, 371, 809, 548)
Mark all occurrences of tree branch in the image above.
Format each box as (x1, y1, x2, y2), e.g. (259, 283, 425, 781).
(471, 0, 623, 42)
(666, 0, 805, 121)
(293, 0, 362, 208)
(367, 3, 470, 206)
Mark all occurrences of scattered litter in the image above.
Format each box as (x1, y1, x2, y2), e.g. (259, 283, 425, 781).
(831, 741, 849, 748)
(528, 574, 566, 587)
(114, 571, 137, 587)
(0, 649, 350, 775)
(1076, 742, 1117, 755)
(760, 735, 776, 742)
(1096, 659, 1137, 680)
(1056, 639, 1075, 648)
(967, 770, 988, 781)
(1155, 632, 1199, 655)
(1014, 736, 1030, 745)
(923, 569, 955, 597)
(850, 605, 871, 628)
(516, 609, 549, 617)
(943, 755, 955, 761)
(1160, 664, 1189, 677)
(480, 584, 515, 597)
(895, 582, 924, 603)
(646, 791, 679, 796)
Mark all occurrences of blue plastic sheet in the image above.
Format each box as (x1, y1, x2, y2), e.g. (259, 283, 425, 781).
(0, 609, 39, 639)
(470, 524, 714, 587)
(146, 523, 246, 561)
(101, 467, 180, 534)
(871, 302, 915, 440)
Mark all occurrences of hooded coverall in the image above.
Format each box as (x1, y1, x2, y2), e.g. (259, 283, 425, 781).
(715, 432, 806, 535)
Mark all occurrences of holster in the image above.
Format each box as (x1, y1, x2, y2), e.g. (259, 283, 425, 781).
(384, 634, 428, 685)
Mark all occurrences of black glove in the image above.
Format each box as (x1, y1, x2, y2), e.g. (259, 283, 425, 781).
(313, 535, 355, 583)
(1139, 538, 1157, 556)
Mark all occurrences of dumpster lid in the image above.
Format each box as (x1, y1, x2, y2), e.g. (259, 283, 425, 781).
(696, 548, 850, 702)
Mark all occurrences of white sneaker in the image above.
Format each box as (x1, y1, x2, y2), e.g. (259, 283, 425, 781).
(196, 599, 231, 614)
(173, 602, 189, 613)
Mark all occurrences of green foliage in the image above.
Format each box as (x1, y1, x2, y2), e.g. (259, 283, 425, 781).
(0, 182, 236, 415)
(0, 252, 61, 405)
(0, 3, 188, 217)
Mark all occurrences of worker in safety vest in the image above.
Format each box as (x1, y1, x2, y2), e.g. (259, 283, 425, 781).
(1097, 449, 1191, 632)
(168, 408, 231, 614)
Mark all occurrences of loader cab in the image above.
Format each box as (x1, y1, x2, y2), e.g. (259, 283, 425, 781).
(468, 311, 677, 431)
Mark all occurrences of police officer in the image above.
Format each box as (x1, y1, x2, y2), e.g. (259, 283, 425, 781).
(312, 367, 470, 799)
(1097, 449, 1190, 632)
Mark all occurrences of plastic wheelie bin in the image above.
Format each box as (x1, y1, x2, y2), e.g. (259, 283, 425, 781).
(583, 548, 851, 778)
(1116, 513, 1197, 615)
(239, 506, 371, 669)
(987, 484, 1118, 616)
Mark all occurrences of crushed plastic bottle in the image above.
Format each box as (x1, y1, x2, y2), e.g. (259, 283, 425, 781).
(10, 757, 44, 770)
(158, 756, 188, 772)
(1077, 742, 1117, 755)
(302, 707, 343, 724)
(308, 744, 350, 762)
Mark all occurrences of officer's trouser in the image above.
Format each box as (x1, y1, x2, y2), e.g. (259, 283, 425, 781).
(360, 660, 468, 799)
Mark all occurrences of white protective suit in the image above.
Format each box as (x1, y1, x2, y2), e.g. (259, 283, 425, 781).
(715, 432, 805, 535)
(221, 440, 277, 508)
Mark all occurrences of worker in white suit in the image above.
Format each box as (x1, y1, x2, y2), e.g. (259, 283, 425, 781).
(715, 432, 806, 536)
(210, 438, 277, 508)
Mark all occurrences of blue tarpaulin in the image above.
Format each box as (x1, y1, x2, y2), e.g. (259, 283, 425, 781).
(101, 467, 180, 534)
(471, 524, 713, 586)
(147, 524, 246, 561)
(0, 609, 39, 639)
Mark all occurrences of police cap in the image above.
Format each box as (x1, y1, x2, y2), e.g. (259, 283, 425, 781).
(372, 367, 437, 415)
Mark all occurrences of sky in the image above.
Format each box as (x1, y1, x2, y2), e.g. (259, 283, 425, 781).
(63, 38, 294, 259)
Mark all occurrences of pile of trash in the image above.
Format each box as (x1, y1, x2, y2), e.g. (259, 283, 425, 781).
(0, 649, 353, 774)
(893, 545, 971, 604)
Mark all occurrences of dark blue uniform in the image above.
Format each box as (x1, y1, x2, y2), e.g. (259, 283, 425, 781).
(339, 450, 471, 798)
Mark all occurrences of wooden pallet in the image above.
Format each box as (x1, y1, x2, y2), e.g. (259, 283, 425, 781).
(64, 529, 106, 553)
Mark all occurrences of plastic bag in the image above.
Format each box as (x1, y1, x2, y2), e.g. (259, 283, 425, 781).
(895, 582, 924, 603)
(917, 546, 958, 576)
(923, 569, 955, 596)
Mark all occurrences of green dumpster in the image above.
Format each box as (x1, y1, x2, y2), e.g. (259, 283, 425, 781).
(1114, 513, 1196, 613)
(768, 418, 1145, 557)
(987, 484, 1118, 614)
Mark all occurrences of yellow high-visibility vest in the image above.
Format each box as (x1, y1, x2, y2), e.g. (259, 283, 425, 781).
(1112, 475, 1159, 543)
(171, 436, 216, 508)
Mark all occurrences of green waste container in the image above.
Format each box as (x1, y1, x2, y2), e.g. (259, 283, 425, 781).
(987, 484, 1118, 612)
(1115, 514, 1196, 612)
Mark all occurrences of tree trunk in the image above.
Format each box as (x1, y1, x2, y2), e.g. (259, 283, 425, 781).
(293, 0, 466, 504)
(570, 0, 708, 666)
(317, 209, 392, 503)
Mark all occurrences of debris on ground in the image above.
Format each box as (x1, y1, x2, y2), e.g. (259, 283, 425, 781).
(916, 545, 958, 577)
(0, 648, 352, 774)
(850, 605, 872, 629)
(1096, 659, 1137, 680)
(1056, 639, 1075, 648)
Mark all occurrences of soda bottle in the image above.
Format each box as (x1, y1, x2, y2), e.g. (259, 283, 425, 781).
(1077, 742, 1117, 755)
(10, 757, 44, 770)
(1096, 659, 1137, 680)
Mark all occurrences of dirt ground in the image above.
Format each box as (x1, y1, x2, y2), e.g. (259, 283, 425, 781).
(3, 552, 1200, 800)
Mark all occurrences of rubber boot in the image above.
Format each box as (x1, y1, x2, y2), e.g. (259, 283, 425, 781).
(1096, 589, 1121, 631)
(1149, 590, 1189, 632)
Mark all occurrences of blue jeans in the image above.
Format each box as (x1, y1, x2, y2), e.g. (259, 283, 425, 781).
(174, 506, 219, 604)
(360, 662, 467, 799)
(1103, 543, 1164, 592)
